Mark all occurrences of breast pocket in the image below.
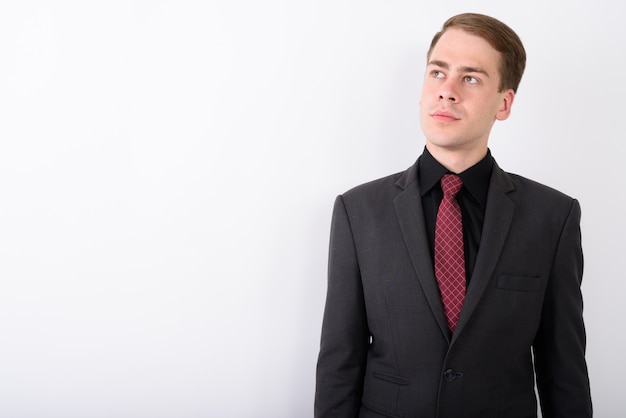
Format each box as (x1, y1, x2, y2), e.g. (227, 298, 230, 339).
(496, 274, 542, 292)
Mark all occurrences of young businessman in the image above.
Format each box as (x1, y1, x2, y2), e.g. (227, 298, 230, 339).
(315, 13, 592, 418)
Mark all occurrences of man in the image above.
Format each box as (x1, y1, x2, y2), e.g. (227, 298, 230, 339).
(315, 13, 592, 418)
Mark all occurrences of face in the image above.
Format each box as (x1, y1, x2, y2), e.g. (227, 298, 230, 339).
(420, 28, 515, 160)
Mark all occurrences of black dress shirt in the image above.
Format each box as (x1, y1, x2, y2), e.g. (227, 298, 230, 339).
(418, 147, 493, 284)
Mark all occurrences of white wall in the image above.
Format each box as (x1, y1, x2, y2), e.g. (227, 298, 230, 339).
(0, 1, 623, 417)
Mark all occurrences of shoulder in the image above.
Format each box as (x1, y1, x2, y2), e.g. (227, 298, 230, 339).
(331, 164, 417, 222)
(342, 171, 404, 199)
(497, 168, 581, 222)
(341, 160, 419, 202)
(505, 170, 575, 203)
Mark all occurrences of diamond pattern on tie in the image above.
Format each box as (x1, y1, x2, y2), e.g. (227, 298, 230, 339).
(434, 174, 466, 333)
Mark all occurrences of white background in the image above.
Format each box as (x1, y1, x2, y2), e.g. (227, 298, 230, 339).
(0, 1, 624, 417)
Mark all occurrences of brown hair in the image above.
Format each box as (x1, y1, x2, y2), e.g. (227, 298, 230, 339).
(427, 13, 526, 93)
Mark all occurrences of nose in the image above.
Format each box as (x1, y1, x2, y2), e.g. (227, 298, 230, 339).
(440, 91, 457, 102)
(439, 80, 459, 102)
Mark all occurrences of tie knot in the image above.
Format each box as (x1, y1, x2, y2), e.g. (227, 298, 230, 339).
(441, 174, 463, 197)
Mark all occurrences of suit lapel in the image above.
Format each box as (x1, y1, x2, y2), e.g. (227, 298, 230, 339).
(393, 160, 517, 344)
(394, 161, 451, 342)
(451, 163, 516, 343)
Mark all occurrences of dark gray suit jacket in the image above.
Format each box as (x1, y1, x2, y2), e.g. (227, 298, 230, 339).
(315, 158, 592, 418)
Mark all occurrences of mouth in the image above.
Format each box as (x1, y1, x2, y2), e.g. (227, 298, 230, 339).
(431, 110, 460, 122)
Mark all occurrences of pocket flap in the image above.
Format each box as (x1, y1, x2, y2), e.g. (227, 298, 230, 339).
(372, 371, 409, 386)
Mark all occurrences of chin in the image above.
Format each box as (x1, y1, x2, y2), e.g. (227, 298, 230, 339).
(428, 141, 463, 150)
(423, 132, 461, 147)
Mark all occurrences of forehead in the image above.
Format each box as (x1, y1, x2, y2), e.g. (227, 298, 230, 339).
(429, 28, 501, 71)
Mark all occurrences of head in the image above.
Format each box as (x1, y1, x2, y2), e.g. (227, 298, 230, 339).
(419, 14, 526, 171)
(427, 13, 526, 93)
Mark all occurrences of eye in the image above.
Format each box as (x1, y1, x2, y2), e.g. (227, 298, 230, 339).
(464, 76, 478, 84)
(431, 70, 445, 79)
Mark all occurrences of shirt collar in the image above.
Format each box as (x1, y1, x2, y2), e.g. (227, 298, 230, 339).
(418, 147, 493, 207)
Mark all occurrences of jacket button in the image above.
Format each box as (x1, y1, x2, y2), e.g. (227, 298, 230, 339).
(443, 369, 462, 382)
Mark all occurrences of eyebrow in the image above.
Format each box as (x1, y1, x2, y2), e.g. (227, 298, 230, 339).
(428, 60, 490, 77)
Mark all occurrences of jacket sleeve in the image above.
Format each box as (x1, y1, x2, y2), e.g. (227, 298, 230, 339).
(314, 195, 369, 418)
(533, 199, 593, 417)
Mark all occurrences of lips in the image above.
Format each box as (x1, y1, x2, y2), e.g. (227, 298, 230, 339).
(431, 109, 460, 122)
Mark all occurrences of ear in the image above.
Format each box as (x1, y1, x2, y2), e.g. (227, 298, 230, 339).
(495, 89, 515, 121)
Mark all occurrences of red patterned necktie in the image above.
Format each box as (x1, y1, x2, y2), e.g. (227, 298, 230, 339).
(434, 174, 466, 333)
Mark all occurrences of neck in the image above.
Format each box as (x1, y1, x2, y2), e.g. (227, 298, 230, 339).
(425, 144, 488, 174)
